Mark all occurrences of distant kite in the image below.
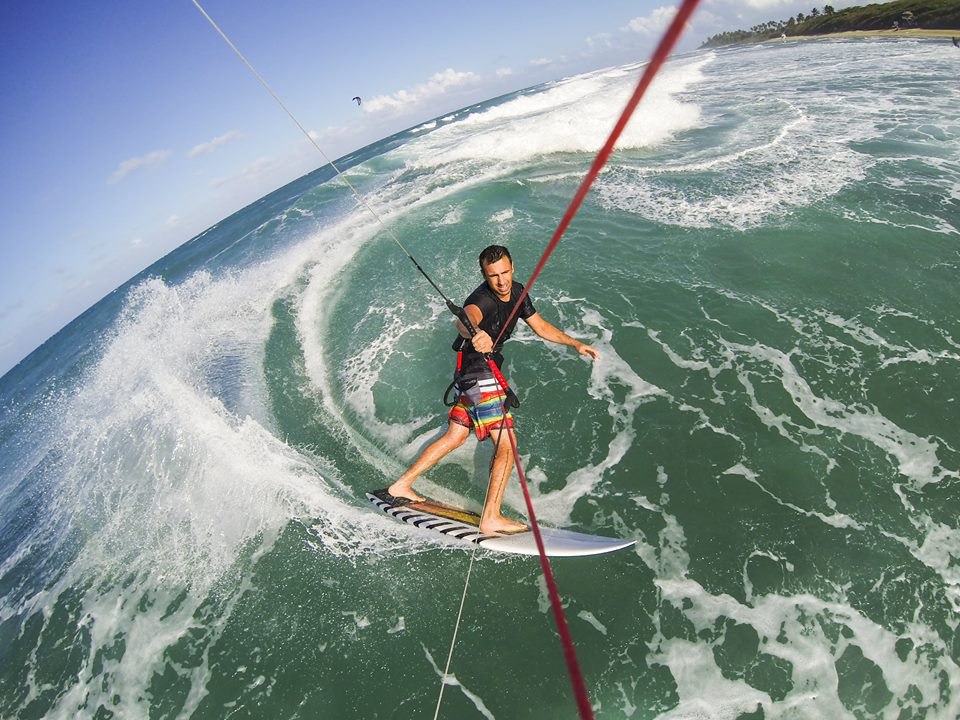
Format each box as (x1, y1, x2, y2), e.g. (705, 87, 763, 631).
(352, 96, 362, 106)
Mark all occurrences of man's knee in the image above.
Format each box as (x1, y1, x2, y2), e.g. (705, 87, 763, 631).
(491, 429, 513, 452)
(445, 423, 469, 448)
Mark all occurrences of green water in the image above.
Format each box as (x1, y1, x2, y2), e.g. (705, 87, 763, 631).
(2, 39, 959, 719)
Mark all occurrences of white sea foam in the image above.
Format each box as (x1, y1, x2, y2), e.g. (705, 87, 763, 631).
(592, 39, 960, 230)
(422, 643, 496, 720)
(48, 270, 319, 583)
(335, 299, 442, 441)
(651, 578, 960, 720)
(5, 186, 467, 715)
(578, 610, 609, 635)
(726, 339, 957, 491)
(608, 458, 960, 720)
(401, 55, 710, 169)
(22, 294, 324, 716)
(7, 39, 960, 719)
(596, 111, 869, 230)
(434, 205, 464, 226)
(722, 463, 863, 530)
(652, 640, 771, 720)
(523, 306, 665, 526)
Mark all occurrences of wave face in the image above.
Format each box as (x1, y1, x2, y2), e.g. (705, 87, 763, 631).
(2, 40, 959, 719)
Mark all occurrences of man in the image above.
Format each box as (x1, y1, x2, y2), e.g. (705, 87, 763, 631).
(387, 244, 600, 534)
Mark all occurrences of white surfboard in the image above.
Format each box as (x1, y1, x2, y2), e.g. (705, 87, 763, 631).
(367, 489, 635, 557)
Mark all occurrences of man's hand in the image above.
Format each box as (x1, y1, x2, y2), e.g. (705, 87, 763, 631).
(472, 329, 494, 354)
(526, 313, 599, 360)
(576, 342, 601, 360)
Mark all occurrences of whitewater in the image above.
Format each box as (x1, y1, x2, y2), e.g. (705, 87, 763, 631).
(1, 37, 959, 719)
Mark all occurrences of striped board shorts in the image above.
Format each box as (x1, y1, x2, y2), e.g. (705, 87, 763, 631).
(448, 375, 514, 441)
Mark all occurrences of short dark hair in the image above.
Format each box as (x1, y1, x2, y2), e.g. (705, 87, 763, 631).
(478, 245, 512, 270)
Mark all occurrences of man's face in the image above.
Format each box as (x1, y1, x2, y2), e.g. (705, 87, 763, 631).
(481, 257, 514, 301)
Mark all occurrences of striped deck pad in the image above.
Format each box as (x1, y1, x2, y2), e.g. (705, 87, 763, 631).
(367, 489, 636, 557)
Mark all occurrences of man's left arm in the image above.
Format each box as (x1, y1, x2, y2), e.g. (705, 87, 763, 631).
(525, 313, 600, 360)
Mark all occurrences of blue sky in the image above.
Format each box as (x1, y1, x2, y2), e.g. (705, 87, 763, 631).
(0, 0, 846, 376)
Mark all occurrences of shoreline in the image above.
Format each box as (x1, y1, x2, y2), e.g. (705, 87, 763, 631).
(785, 28, 959, 41)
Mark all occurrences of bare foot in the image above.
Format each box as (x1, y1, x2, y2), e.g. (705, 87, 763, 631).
(386, 481, 424, 503)
(479, 516, 528, 535)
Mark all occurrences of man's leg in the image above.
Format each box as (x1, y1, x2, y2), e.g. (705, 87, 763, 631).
(388, 421, 470, 501)
(479, 427, 527, 534)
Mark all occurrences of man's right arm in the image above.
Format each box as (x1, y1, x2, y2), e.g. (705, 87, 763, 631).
(457, 304, 494, 353)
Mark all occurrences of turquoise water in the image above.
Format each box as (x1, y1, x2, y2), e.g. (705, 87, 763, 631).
(2, 38, 959, 719)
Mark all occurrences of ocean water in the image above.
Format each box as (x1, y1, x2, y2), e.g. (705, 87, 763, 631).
(2, 37, 959, 719)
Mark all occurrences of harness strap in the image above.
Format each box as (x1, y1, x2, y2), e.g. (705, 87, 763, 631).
(442, 350, 475, 407)
(443, 333, 521, 409)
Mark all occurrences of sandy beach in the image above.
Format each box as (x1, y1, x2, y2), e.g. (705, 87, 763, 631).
(787, 28, 959, 41)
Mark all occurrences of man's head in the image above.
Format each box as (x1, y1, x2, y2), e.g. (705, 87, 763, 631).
(478, 245, 512, 270)
(478, 245, 514, 301)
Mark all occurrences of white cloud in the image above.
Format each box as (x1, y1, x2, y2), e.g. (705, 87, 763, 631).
(496, 67, 514, 77)
(625, 6, 677, 35)
(586, 32, 613, 49)
(187, 130, 244, 158)
(166, 215, 180, 226)
(108, 149, 170, 184)
(530, 57, 552, 66)
(363, 68, 480, 114)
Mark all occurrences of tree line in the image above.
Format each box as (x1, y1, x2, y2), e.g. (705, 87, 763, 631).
(700, 0, 960, 47)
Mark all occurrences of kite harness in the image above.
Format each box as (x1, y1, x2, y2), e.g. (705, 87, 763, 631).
(442, 321, 521, 410)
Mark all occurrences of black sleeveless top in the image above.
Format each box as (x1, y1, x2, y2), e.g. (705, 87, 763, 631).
(456, 281, 536, 373)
